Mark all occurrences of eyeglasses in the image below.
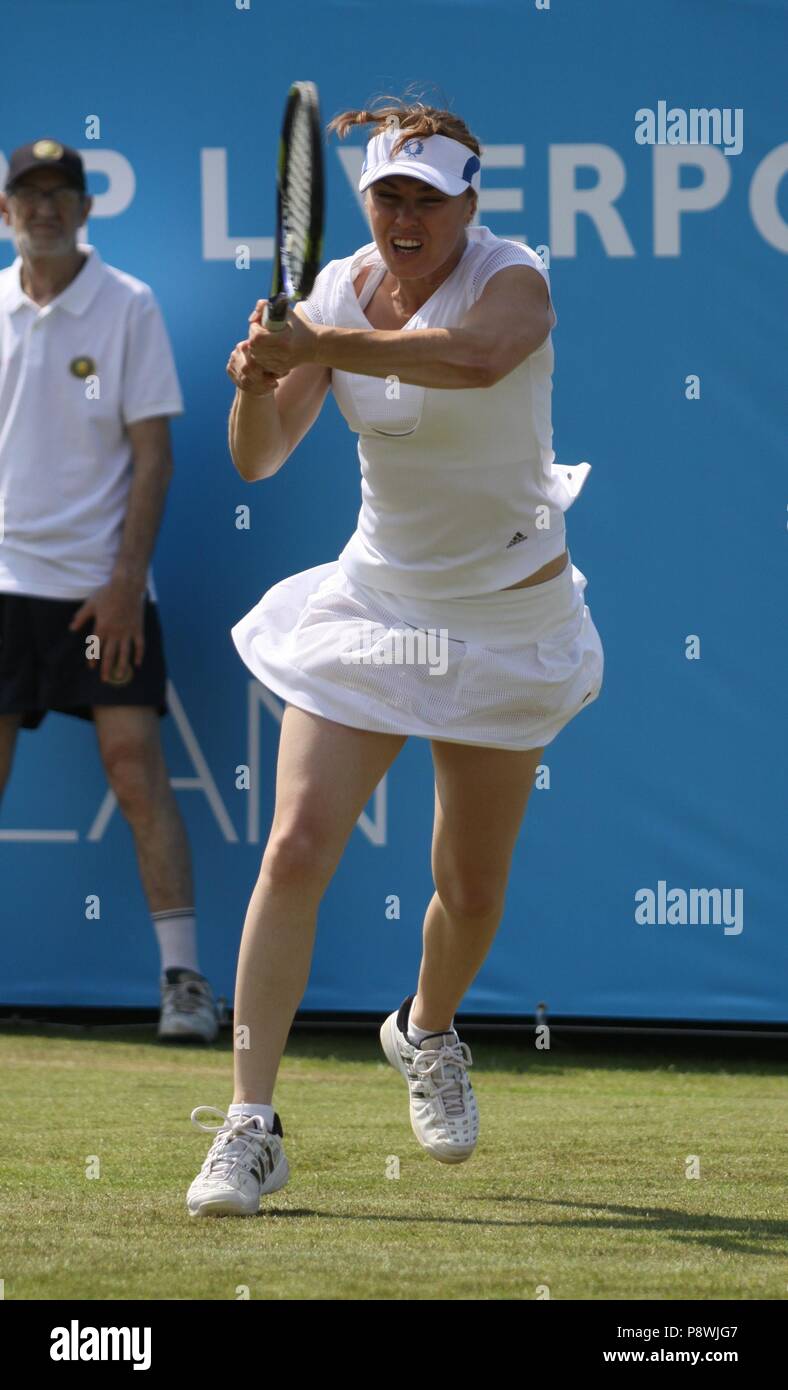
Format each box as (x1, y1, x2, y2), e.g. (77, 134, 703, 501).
(9, 184, 84, 211)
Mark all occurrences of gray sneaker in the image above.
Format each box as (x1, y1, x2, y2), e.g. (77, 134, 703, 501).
(158, 968, 219, 1043)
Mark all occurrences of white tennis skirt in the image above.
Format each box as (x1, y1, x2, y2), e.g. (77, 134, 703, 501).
(230, 553, 604, 751)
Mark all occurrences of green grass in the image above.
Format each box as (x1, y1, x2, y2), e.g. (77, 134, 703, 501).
(1, 1024, 786, 1300)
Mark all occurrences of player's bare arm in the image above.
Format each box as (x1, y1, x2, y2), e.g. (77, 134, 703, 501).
(228, 303, 331, 481)
(245, 265, 554, 389)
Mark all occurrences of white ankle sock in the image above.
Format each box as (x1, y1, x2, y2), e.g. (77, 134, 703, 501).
(152, 908, 199, 974)
(407, 999, 455, 1044)
(228, 1102, 275, 1132)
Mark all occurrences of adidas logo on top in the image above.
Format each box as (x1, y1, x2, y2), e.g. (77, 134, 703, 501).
(506, 530, 527, 549)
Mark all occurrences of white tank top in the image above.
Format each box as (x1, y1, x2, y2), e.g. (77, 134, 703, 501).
(300, 224, 591, 598)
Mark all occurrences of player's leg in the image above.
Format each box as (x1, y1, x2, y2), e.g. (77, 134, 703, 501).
(0, 714, 22, 805)
(415, 739, 545, 1031)
(187, 704, 407, 1216)
(379, 737, 545, 1166)
(233, 703, 407, 1105)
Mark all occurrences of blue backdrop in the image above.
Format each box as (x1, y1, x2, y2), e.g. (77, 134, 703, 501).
(1, 0, 785, 1022)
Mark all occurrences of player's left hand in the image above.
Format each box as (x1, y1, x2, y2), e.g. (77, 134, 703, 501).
(245, 301, 319, 375)
(69, 578, 146, 684)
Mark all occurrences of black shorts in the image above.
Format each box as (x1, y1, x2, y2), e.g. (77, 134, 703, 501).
(0, 592, 169, 730)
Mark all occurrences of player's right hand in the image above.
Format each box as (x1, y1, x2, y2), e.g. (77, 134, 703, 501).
(227, 337, 285, 396)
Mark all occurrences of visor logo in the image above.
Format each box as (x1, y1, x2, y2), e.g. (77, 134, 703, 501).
(462, 154, 481, 183)
(402, 139, 424, 157)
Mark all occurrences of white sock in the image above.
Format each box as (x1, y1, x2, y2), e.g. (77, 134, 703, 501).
(152, 908, 199, 974)
(228, 1102, 276, 1132)
(408, 999, 455, 1044)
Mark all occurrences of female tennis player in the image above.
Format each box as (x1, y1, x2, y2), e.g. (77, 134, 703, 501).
(186, 100, 604, 1216)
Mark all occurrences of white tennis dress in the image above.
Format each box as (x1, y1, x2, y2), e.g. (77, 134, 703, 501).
(231, 226, 604, 750)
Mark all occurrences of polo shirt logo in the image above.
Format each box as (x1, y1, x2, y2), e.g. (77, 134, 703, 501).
(69, 355, 96, 379)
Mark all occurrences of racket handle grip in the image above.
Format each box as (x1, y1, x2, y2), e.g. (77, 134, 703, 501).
(263, 293, 290, 332)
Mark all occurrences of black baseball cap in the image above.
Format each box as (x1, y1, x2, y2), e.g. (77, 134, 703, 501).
(4, 138, 86, 193)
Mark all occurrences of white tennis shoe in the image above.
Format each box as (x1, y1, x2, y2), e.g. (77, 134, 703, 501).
(186, 1106, 289, 1216)
(380, 995, 479, 1164)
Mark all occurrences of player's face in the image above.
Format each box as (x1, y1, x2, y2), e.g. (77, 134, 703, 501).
(367, 176, 476, 278)
(2, 169, 91, 258)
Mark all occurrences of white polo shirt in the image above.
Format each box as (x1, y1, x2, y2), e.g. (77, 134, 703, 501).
(0, 241, 184, 600)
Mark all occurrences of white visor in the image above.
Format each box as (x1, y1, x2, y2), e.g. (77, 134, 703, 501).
(358, 130, 481, 197)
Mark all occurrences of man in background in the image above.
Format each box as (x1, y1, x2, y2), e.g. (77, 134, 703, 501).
(0, 138, 219, 1042)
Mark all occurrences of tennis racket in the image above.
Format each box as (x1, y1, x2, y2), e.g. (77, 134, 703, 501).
(263, 80, 325, 333)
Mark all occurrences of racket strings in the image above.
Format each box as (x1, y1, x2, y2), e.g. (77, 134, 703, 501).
(282, 107, 313, 292)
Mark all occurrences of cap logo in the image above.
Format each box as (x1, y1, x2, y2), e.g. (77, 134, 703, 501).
(402, 139, 424, 157)
(32, 139, 64, 161)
